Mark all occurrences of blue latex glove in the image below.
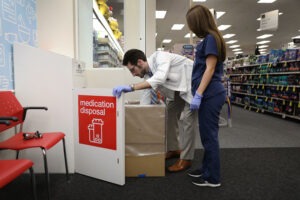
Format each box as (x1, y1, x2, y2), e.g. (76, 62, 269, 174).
(112, 85, 133, 98)
(190, 92, 203, 110)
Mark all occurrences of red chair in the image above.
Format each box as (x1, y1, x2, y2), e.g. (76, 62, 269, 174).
(0, 91, 69, 200)
(0, 119, 37, 200)
(0, 159, 37, 200)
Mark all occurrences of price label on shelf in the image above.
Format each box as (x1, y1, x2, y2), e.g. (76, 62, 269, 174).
(298, 102, 300, 108)
(256, 108, 259, 112)
(289, 101, 293, 106)
(255, 96, 258, 100)
(265, 97, 268, 101)
(284, 62, 287, 67)
(276, 85, 279, 90)
(286, 86, 289, 91)
(267, 74, 269, 79)
(262, 85, 265, 89)
(283, 100, 285, 105)
(293, 86, 296, 92)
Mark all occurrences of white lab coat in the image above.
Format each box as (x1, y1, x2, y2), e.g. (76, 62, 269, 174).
(140, 51, 194, 104)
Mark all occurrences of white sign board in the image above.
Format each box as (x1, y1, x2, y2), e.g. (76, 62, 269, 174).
(259, 10, 279, 31)
(73, 88, 125, 185)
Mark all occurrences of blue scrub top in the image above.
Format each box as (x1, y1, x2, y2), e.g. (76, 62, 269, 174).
(192, 34, 225, 98)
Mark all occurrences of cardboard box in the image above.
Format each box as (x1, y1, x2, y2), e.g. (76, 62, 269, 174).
(125, 103, 165, 144)
(125, 153, 165, 177)
(125, 103, 166, 177)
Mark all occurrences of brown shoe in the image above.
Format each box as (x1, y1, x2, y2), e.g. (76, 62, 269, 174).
(167, 159, 192, 172)
(165, 150, 181, 159)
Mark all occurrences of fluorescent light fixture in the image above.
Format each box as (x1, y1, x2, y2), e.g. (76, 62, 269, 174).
(232, 48, 242, 52)
(157, 48, 164, 51)
(156, 10, 167, 19)
(292, 35, 300, 39)
(171, 24, 184, 30)
(257, 28, 261, 31)
(155, 33, 157, 37)
(259, 49, 267, 52)
(223, 34, 236, 39)
(226, 40, 238, 44)
(256, 40, 271, 44)
(218, 25, 231, 31)
(257, 34, 273, 39)
(162, 39, 172, 43)
(229, 45, 240, 48)
(216, 11, 225, 19)
(279, 12, 283, 15)
(258, 45, 269, 48)
(193, 0, 206, 2)
(234, 51, 243, 54)
(257, 0, 277, 3)
(184, 33, 196, 38)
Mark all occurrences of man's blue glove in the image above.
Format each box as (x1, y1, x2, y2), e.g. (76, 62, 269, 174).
(112, 85, 133, 98)
(190, 92, 203, 110)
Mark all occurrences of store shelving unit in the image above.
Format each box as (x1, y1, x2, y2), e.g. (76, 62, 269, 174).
(92, 0, 123, 68)
(227, 59, 300, 120)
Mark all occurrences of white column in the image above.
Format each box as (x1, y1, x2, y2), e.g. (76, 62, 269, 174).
(124, 0, 156, 56)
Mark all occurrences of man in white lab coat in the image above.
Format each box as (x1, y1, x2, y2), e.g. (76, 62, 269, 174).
(113, 49, 197, 172)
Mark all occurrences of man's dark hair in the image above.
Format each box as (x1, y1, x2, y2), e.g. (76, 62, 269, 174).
(122, 49, 147, 66)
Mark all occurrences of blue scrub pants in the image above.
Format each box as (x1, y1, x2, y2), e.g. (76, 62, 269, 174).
(198, 91, 226, 184)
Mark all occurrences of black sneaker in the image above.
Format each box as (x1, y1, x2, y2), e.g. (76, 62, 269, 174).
(192, 177, 221, 187)
(187, 169, 202, 177)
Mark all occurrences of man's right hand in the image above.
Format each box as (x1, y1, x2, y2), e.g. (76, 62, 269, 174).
(112, 85, 133, 98)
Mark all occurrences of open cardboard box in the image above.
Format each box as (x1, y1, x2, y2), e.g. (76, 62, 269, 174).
(125, 101, 166, 177)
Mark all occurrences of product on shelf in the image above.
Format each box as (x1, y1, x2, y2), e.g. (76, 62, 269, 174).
(226, 48, 300, 120)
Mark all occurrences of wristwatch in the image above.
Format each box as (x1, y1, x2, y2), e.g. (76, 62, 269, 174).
(130, 84, 135, 91)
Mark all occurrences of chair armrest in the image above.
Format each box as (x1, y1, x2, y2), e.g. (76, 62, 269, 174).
(0, 120, 11, 125)
(23, 107, 48, 121)
(0, 116, 19, 121)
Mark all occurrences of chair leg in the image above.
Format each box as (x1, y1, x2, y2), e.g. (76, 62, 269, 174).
(62, 138, 70, 181)
(29, 167, 38, 200)
(42, 148, 50, 200)
(16, 150, 20, 159)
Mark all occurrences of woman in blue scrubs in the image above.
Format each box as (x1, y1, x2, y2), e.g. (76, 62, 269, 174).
(186, 4, 227, 187)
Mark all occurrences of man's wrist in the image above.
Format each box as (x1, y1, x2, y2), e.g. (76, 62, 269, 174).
(130, 84, 135, 91)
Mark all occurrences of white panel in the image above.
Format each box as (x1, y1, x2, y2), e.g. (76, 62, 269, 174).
(73, 88, 125, 185)
(13, 43, 85, 173)
(36, 0, 75, 58)
(77, 0, 93, 68)
(85, 68, 143, 102)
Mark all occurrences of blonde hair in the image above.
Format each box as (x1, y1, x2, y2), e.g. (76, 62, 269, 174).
(186, 5, 226, 61)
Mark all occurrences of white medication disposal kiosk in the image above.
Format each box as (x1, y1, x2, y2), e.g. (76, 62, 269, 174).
(73, 88, 125, 185)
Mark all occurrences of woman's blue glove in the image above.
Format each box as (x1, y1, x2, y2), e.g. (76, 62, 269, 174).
(190, 92, 203, 110)
(112, 85, 133, 98)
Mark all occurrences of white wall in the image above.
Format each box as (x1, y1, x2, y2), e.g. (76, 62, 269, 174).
(36, 0, 75, 58)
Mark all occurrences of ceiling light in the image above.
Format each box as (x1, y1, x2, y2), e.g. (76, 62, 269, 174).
(259, 49, 267, 52)
(232, 48, 242, 52)
(223, 34, 236, 39)
(257, 0, 277, 3)
(226, 40, 238, 44)
(162, 39, 172, 43)
(171, 24, 184, 30)
(156, 11, 166, 19)
(234, 51, 243, 54)
(292, 35, 300, 39)
(258, 45, 269, 48)
(216, 11, 225, 19)
(184, 33, 195, 38)
(229, 45, 240, 48)
(193, 0, 206, 2)
(157, 48, 164, 51)
(218, 25, 231, 31)
(257, 34, 273, 39)
(257, 28, 261, 31)
(279, 12, 283, 15)
(256, 40, 270, 44)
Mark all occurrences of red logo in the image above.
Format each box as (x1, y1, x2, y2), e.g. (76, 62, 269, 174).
(78, 95, 116, 150)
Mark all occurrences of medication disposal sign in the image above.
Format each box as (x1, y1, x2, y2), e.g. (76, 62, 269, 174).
(73, 88, 125, 185)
